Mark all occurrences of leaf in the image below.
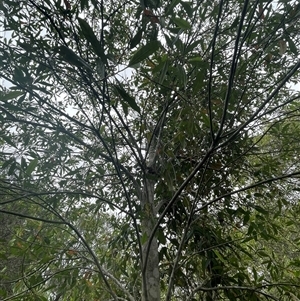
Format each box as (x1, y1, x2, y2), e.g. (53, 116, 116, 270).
(13, 68, 24, 82)
(287, 37, 298, 55)
(257, 250, 269, 257)
(144, 0, 160, 9)
(230, 16, 239, 29)
(188, 56, 202, 63)
(78, 18, 105, 60)
(1, 90, 24, 101)
(159, 59, 169, 84)
(56, 46, 92, 71)
(21, 157, 27, 169)
(253, 205, 268, 215)
(158, 228, 166, 244)
(1, 135, 17, 148)
(172, 17, 191, 30)
(129, 41, 160, 67)
(80, 0, 89, 10)
(114, 85, 140, 113)
(182, 1, 193, 17)
(130, 28, 144, 49)
(165, 0, 180, 15)
(185, 40, 201, 53)
(1, 157, 15, 169)
(177, 64, 187, 88)
(26, 158, 38, 176)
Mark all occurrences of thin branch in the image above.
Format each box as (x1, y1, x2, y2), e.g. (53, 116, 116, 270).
(166, 161, 211, 301)
(208, 0, 224, 141)
(0, 188, 133, 217)
(196, 171, 300, 213)
(216, 0, 249, 141)
(223, 59, 300, 146)
(102, 267, 136, 301)
(0, 209, 66, 224)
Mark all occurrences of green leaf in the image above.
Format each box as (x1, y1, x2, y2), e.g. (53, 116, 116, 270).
(188, 56, 202, 63)
(185, 40, 201, 53)
(1, 135, 17, 148)
(129, 41, 160, 67)
(114, 85, 140, 113)
(253, 205, 269, 215)
(165, 0, 180, 15)
(158, 228, 166, 244)
(159, 59, 169, 84)
(56, 46, 92, 71)
(130, 28, 144, 49)
(144, 0, 160, 9)
(177, 64, 187, 88)
(181, 1, 193, 17)
(258, 250, 269, 257)
(1, 91, 24, 101)
(78, 18, 105, 60)
(13, 68, 24, 82)
(172, 17, 191, 30)
(230, 17, 239, 29)
(26, 158, 38, 176)
(21, 157, 27, 169)
(1, 157, 15, 169)
(8, 161, 17, 176)
(80, 0, 89, 10)
(287, 37, 298, 55)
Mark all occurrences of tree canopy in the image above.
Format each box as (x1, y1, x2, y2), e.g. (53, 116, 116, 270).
(1, 0, 300, 300)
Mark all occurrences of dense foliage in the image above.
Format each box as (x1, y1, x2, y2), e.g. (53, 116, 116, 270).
(1, 0, 300, 300)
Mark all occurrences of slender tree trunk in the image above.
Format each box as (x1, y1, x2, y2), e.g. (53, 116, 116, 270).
(141, 176, 160, 301)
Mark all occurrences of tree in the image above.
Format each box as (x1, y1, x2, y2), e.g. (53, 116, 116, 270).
(1, 0, 300, 300)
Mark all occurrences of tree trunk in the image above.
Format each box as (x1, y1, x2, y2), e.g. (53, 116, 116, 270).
(141, 176, 160, 301)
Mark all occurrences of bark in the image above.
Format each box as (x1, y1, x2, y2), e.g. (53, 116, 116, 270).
(140, 106, 165, 301)
(141, 176, 160, 301)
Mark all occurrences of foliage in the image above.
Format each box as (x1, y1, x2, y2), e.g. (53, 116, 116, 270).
(1, 0, 300, 300)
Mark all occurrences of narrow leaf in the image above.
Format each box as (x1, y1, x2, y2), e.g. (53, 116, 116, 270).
(287, 37, 298, 55)
(114, 86, 140, 113)
(1, 158, 15, 169)
(130, 28, 143, 49)
(78, 18, 105, 60)
(181, 1, 193, 17)
(158, 229, 166, 244)
(26, 158, 38, 175)
(159, 60, 169, 84)
(56, 46, 92, 71)
(165, 0, 180, 15)
(1, 91, 24, 101)
(172, 17, 191, 30)
(80, 0, 89, 10)
(188, 56, 202, 63)
(177, 64, 187, 88)
(129, 41, 160, 66)
(1, 135, 17, 148)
